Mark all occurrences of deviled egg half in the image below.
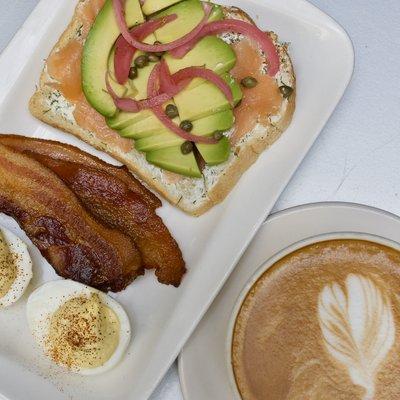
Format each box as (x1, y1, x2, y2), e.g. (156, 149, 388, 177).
(0, 226, 33, 308)
(27, 280, 131, 375)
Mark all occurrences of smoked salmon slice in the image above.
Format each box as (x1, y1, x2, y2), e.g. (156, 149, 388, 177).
(230, 39, 282, 145)
(47, 40, 83, 103)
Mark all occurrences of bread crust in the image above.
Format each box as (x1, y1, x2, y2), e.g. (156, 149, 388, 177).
(29, 1, 296, 216)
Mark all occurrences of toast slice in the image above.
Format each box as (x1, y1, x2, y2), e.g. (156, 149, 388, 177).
(29, 1, 295, 216)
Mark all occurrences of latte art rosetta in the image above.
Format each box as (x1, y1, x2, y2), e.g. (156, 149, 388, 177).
(318, 274, 395, 400)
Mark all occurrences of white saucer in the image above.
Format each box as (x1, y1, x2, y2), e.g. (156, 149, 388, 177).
(178, 202, 400, 399)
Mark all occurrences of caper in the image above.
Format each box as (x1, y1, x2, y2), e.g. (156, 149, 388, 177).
(241, 76, 258, 88)
(165, 104, 179, 119)
(134, 54, 149, 68)
(181, 141, 194, 155)
(147, 53, 160, 63)
(279, 85, 293, 98)
(153, 41, 165, 57)
(180, 120, 193, 132)
(213, 131, 224, 141)
(128, 66, 138, 79)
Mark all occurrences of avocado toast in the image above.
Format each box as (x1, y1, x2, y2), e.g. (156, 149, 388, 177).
(29, 0, 295, 216)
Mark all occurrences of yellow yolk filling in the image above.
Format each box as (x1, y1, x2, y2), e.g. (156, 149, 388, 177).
(47, 293, 120, 369)
(0, 231, 17, 299)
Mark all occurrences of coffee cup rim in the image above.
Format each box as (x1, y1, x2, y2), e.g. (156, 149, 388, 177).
(225, 231, 400, 399)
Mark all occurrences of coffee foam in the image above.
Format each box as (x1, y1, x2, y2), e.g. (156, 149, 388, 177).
(231, 240, 400, 400)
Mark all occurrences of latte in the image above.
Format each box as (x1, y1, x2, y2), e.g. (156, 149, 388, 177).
(231, 239, 400, 400)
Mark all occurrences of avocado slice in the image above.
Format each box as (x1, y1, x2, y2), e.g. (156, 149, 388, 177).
(135, 130, 183, 152)
(121, 112, 180, 140)
(135, 109, 234, 152)
(146, 146, 202, 178)
(192, 109, 234, 133)
(196, 136, 231, 166)
(174, 73, 242, 121)
(130, 59, 157, 100)
(115, 98, 176, 135)
(164, 36, 236, 90)
(153, 0, 205, 44)
(153, 1, 224, 43)
(82, 0, 144, 117)
(107, 109, 153, 130)
(142, 0, 182, 16)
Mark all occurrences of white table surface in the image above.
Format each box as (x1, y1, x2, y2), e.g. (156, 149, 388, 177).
(1, 0, 400, 399)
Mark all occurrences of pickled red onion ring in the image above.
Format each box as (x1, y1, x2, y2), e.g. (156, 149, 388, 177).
(172, 67, 233, 104)
(113, 0, 212, 53)
(147, 62, 159, 98)
(159, 60, 232, 104)
(170, 19, 280, 76)
(159, 60, 180, 95)
(114, 15, 177, 84)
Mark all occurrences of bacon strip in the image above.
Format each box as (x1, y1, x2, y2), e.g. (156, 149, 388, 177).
(0, 143, 142, 292)
(0, 136, 186, 287)
(0, 135, 161, 210)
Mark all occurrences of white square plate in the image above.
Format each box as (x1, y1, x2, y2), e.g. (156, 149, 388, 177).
(0, 0, 353, 399)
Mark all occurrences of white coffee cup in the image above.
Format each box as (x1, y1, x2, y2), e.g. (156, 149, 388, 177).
(225, 232, 400, 399)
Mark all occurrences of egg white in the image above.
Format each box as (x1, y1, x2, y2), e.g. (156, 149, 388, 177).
(0, 227, 33, 308)
(26, 280, 131, 375)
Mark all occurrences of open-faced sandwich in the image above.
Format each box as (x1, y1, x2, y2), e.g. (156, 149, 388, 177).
(30, 0, 295, 216)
